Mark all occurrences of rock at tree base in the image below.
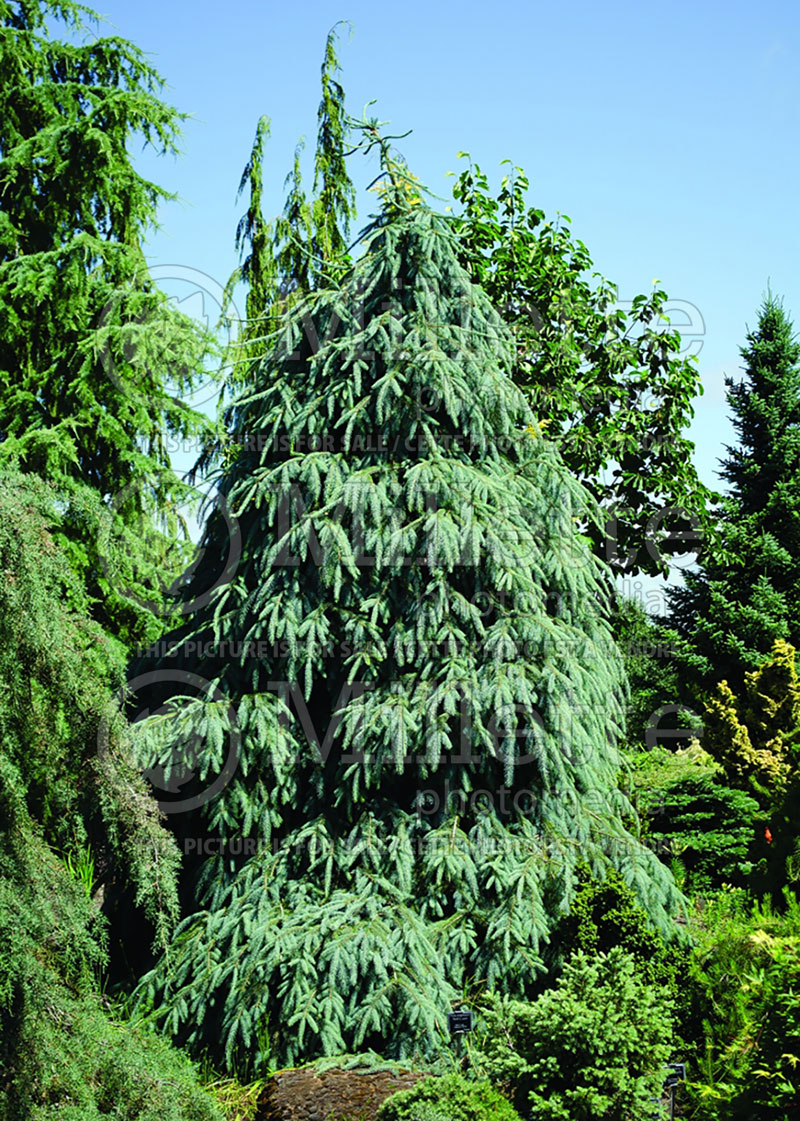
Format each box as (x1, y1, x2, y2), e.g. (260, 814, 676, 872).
(258, 1067, 425, 1121)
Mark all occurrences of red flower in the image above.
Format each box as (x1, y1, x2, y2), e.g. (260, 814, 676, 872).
(764, 827, 773, 844)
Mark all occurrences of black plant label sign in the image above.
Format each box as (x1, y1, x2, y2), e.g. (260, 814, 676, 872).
(448, 1010, 473, 1035)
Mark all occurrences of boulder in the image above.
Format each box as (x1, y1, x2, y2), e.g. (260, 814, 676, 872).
(258, 1066, 427, 1121)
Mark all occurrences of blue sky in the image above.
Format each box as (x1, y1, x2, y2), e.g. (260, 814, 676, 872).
(92, 0, 800, 551)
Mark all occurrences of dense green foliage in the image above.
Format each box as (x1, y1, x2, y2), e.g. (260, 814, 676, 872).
(450, 158, 710, 577)
(131, 147, 681, 1067)
(376, 1073, 520, 1121)
(686, 888, 800, 1119)
(552, 867, 683, 989)
(701, 639, 800, 896)
(0, 473, 180, 933)
(471, 947, 675, 1120)
(630, 744, 760, 893)
(612, 595, 691, 749)
(0, 791, 221, 1121)
(6, 8, 800, 1117)
(0, 0, 216, 652)
(670, 296, 800, 687)
(0, 473, 219, 1121)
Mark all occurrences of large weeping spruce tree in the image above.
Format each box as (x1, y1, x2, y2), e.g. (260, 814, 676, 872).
(134, 159, 682, 1068)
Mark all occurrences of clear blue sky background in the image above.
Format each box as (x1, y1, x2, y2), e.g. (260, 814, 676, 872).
(91, 0, 800, 572)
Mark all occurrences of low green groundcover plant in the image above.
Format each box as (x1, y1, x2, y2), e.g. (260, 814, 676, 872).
(686, 887, 800, 1119)
(376, 1072, 521, 1121)
(471, 947, 675, 1120)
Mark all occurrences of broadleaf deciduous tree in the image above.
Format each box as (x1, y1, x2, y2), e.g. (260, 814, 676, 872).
(450, 158, 711, 577)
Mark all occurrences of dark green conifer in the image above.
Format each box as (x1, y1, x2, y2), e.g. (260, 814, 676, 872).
(0, 0, 216, 652)
(669, 295, 800, 687)
(0, 472, 221, 1119)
